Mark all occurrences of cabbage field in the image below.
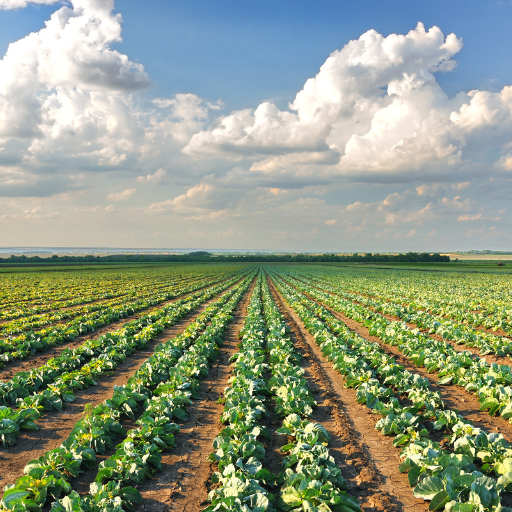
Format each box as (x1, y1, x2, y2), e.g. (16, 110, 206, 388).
(1, 263, 512, 512)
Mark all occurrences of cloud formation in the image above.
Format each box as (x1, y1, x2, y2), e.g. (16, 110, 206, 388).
(0, 0, 222, 198)
(106, 188, 135, 201)
(185, 23, 512, 179)
(0, 0, 59, 9)
(1, 2, 512, 250)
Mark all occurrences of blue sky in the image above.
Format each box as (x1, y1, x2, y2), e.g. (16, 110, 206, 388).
(116, 1, 512, 104)
(0, 0, 511, 251)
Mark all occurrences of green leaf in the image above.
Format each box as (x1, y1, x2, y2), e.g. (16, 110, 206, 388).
(2, 489, 31, 508)
(413, 477, 445, 500)
(429, 490, 450, 511)
(408, 466, 422, 487)
(494, 458, 512, 476)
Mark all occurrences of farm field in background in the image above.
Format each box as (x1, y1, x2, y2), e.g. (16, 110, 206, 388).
(1, 263, 512, 512)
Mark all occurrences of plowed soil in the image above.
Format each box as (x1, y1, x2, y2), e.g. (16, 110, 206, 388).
(137, 279, 257, 512)
(267, 277, 427, 512)
(0, 287, 238, 493)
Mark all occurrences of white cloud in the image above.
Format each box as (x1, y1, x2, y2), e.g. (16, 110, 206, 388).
(185, 23, 468, 174)
(137, 169, 168, 184)
(184, 23, 512, 180)
(0, 0, 149, 140)
(0, 0, 59, 9)
(0, 1, 222, 197)
(106, 188, 135, 201)
(147, 182, 230, 215)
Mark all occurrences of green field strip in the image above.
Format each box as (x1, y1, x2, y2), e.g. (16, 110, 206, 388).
(279, 271, 512, 426)
(0, 271, 255, 448)
(289, 270, 512, 356)
(31, 272, 256, 512)
(294, 266, 512, 337)
(0, 272, 221, 336)
(269, 269, 512, 512)
(0, 269, 249, 365)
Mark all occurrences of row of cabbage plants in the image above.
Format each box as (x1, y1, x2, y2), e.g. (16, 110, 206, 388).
(0, 272, 251, 448)
(314, 267, 512, 335)
(292, 267, 512, 334)
(0, 266, 217, 319)
(290, 271, 512, 356)
(1, 272, 255, 512)
(0, 269, 247, 363)
(204, 275, 361, 512)
(204, 275, 276, 511)
(269, 271, 512, 512)
(280, 271, 512, 423)
(0, 280, 195, 337)
(261, 277, 362, 512)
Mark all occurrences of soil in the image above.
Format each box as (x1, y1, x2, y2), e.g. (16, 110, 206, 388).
(136, 279, 257, 512)
(0, 276, 238, 381)
(267, 276, 427, 512)
(315, 296, 512, 439)
(0, 287, 240, 494)
(344, 286, 512, 340)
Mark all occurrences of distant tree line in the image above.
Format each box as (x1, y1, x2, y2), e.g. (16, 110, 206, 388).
(0, 251, 450, 265)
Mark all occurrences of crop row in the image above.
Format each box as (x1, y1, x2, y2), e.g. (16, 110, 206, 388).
(0, 270, 253, 448)
(1, 271, 256, 511)
(0, 267, 215, 319)
(280, 270, 512, 424)
(269, 269, 512, 511)
(295, 267, 512, 336)
(0, 275, 202, 336)
(204, 273, 361, 511)
(291, 270, 512, 356)
(0, 269, 249, 366)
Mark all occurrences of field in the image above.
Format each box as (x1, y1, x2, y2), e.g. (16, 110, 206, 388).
(1, 264, 512, 511)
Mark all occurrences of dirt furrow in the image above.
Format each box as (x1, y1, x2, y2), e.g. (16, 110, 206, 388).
(0, 276, 238, 381)
(137, 280, 257, 512)
(268, 278, 426, 512)
(0, 289, 232, 489)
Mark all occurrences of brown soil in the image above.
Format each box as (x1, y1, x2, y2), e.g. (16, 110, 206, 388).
(344, 286, 512, 340)
(267, 277, 427, 512)
(286, 280, 512, 445)
(0, 289, 235, 493)
(296, 276, 512, 370)
(136, 280, 256, 512)
(0, 276, 238, 381)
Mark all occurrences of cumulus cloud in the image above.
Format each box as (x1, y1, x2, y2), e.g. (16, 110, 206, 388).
(0, 0, 59, 9)
(0, 0, 149, 139)
(184, 23, 512, 180)
(137, 169, 168, 184)
(0, 1, 224, 198)
(147, 181, 235, 216)
(106, 188, 135, 201)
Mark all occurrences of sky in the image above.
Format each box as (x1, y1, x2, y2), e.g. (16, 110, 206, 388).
(0, 0, 511, 252)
